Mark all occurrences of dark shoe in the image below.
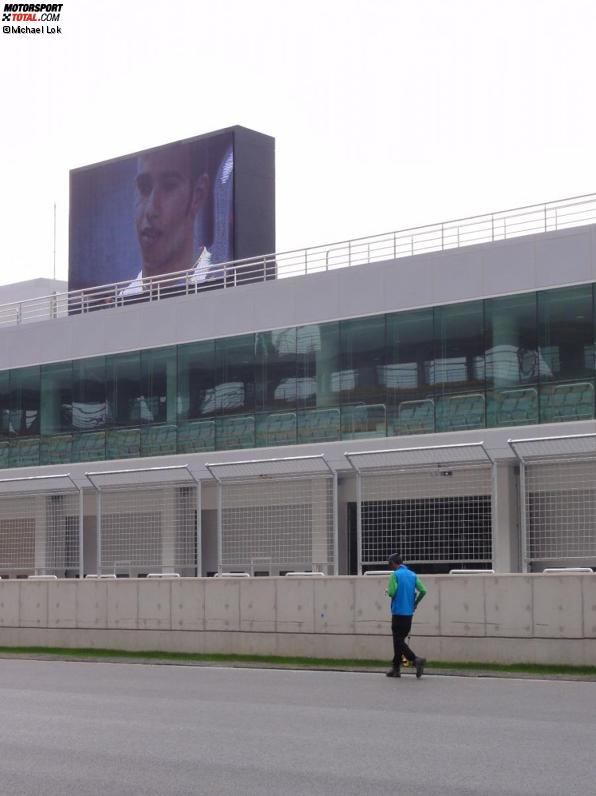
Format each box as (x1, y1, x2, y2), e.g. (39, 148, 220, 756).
(386, 668, 401, 678)
(415, 657, 426, 679)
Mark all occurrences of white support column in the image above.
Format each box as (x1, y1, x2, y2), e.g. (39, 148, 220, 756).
(33, 494, 46, 575)
(356, 471, 362, 575)
(78, 488, 84, 578)
(216, 481, 223, 575)
(519, 461, 528, 573)
(96, 489, 102, 576)
(310, 478, 328, 572)
(490, 462, 498, 571)
(332, 471, 338, 576)
(195, 482, 202, 577)
(161, 486, 176, 573)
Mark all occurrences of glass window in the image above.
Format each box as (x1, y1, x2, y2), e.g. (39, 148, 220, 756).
(392, 398, 435, 436)
(485, 294, 537, 387)
(141, 424, 177, 456)
(72, 431, 106, 463)
(296, 322, 339, 410)
(141, 347, 176, 425)
(386, 309, 434, 398)
(256, 411, 297, 447)
(256, 328, 297, 412)
(338, 316, 385, 406)
(41, 362, 72, 435)
(106, 427, 141, 459)
(72, 357, 107, 432)
(0, 441, 8, 468)
(297, 407, 340, 444)
(540, 382, 594, 424)
(436, 393, 485, 432)
(40, 434, 73, 465)
(214, 335, 255, 415)
(9, 437, 39, 468)
(386, 309, 434, 435)
(177, 419, 215, 453)
(341, 404, 386, 440)
(216, 415, 255, 450)
(9, 367, 40, 437)
(487, 386, 538, 428)
(0, 371, 9, 439)
(433, 301, 485, 394)
(177, 340, 215, 421)
(106, 352, 141, 426)
(538, 285, 594, 382)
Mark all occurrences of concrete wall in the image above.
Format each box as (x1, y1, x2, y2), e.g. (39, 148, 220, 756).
(0, 574, 594, 666)
(1, 225, 595, 372)
(0, 278, 66, 306)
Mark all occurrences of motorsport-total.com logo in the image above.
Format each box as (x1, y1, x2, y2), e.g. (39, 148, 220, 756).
(2, 3, 63, 34)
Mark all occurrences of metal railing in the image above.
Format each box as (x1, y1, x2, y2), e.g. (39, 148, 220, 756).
(2, 191, 596, 329)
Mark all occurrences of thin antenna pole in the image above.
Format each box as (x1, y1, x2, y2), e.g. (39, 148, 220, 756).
(53, 202, 56, 281)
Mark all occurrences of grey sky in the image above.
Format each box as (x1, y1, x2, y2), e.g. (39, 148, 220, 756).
(1, 0, 595, 286)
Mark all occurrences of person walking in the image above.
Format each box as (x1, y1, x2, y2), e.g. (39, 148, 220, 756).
(385, 553, 427, 678)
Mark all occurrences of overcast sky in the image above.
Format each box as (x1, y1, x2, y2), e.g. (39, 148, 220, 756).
(1, 0, 595, 286)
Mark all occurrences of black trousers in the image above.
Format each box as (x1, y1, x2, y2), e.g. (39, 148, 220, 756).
(391, 614, 416, 667)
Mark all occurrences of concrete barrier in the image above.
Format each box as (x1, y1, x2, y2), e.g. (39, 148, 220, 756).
(0, 574, 594, 665)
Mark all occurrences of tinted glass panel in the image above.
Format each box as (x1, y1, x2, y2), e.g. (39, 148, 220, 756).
(296, 322, 339, 409)
(40, 434, 73, 465)
(41, 362, 72, 435)
(486, 386, 538, 428)
(10, 367, 40, 437)
(141, 347, 176, 424)
(540, 382, 594, 423)
(141, 424, 177, 456)
(72, 431, 106, 463)
(436, 393, 485, 432)
(214, 335, 255, 415)
(297, 407, 340, 443)
(538, 285, 594, 382)
(1, 282, 596, 471)
(0, 371, 9, 439)
(341, 404, 386, 440)
(338, 316, 385, 405)
(177, 420, 215, 453)
(433, 302, 485, 393)
(256, 411, 297, 447)
(9, 437, 39, 467)
(106, 427, 141, 459)
(386, 309, 434, 399)
(216, 414, 255, 449)
(72, 357, 107, 431)
(386, 309, 434, 435)
(485, 294, 537, 387)
(177, 340, 215, 421)
(107, 352, 141, 426)
(256, 328, 297, 412)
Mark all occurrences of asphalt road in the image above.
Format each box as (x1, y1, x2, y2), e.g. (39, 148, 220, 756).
(0, 660, 594, 795)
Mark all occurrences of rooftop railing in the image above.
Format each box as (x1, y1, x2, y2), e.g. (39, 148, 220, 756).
(1, 191, 596, 329)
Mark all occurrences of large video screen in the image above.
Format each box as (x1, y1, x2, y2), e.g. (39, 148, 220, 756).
(69, 127, 275, 296)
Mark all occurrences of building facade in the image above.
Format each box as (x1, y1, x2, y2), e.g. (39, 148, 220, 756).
(0, 203, 595, 577)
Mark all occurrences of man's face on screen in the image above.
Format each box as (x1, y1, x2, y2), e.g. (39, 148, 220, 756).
(135, 147, 203, 277)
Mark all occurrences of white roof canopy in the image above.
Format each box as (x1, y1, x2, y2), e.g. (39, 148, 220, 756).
(206, 454, 334, 482)
(85, 465, 198, 490)
(0, 473, 79, 495)
(508, 433, 596, 463)
(345, 442, 492, 473)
